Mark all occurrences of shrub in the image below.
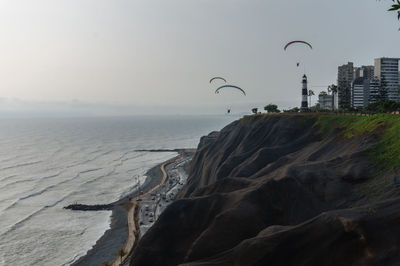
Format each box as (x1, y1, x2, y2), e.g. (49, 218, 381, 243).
(118, 248, 125, 258)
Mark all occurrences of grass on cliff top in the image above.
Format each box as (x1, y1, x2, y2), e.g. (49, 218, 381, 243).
(312, 113, 400, 171)
(241, 113, 400, 170)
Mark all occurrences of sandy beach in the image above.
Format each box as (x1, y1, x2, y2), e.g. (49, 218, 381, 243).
(71, 150, 194, 266)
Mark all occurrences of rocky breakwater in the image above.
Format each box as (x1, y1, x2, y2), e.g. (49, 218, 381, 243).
(130, 114, 400, 266)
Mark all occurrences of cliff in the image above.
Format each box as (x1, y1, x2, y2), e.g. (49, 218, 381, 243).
(130, 114, 400, 266)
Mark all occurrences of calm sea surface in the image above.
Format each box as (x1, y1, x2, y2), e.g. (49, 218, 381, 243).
(0, 115, 238, 266)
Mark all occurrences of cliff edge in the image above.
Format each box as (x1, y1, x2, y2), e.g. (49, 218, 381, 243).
(130, 114, 400, 266)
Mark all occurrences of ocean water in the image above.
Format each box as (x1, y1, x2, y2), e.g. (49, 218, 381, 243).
(0, 115, 238, 266)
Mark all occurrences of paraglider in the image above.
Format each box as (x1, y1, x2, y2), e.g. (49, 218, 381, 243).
(215, 85, 246, 96)
(284, 41, 313, 51)
(284, 41, 312, 68)
(209, 77, 227, 84)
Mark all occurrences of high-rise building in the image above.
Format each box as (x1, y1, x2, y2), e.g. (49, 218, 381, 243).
(368, 78, 381, 104)
(338, 62, 354, 107)
(351, 77, 370, 108)
(359, 65, 375, 80)
(354, 67, 361, 80)
(374, 58, 400, 102)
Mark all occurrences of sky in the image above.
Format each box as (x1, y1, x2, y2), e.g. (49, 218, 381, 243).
(0, 0, 399, 116)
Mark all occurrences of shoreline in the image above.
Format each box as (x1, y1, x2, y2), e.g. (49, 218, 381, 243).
(71, 149, 192, 266)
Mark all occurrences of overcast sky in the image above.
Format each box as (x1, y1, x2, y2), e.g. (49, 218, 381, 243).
(0, 0, 399, 115)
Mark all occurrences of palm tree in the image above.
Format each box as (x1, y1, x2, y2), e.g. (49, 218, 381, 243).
(328, 84, 338, 110)
(308, 90, 315, 107)
(387, 1, 400, 20)
(328, 84, 338, 94)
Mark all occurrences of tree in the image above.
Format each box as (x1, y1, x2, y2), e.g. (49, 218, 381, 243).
(388, 0, 400, 20)
(328, 84, 338, 94)
(264, 104, 280, 113)
(379, 0, 400, 28)
(328, 84, 338, 110)
(308, 90, 315, 107)
(251, 108, 258, 114)
(366, 100, 400, 113)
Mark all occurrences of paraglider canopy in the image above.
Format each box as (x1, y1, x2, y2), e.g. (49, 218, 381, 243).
(215, 85, 246, 96)
(284, 41, 313, 51)
(209, 77, 227, 84)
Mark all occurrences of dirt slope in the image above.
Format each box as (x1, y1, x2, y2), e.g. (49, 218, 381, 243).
(130, 114, 400, 266)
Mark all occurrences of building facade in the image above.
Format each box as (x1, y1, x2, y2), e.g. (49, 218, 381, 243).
(337, 62, 354, 107)
(354, 65, 374, 80)
(318, 92, 333, 110)
(351, 77, 370, 108)
(374, 58, 400, 102)
(368, 78, 381, 104)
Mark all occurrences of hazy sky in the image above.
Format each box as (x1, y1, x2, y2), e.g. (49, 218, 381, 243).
(0, 0, 399, 115)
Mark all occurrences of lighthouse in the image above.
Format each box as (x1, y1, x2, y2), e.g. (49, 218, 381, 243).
(300, 74, 309, 112)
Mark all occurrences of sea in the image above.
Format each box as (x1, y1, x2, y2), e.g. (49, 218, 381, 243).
(0, 115, 238, 266)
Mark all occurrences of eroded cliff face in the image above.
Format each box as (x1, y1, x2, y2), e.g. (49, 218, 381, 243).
(130, 115, 400, 266)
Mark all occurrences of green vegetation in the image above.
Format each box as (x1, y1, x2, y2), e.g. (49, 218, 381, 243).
(388, 0, 400, 19)
(118, 248, 126, 258)
(308, 90, 315, 106)
(241, 112, 400, 170)
(251, 108, 258, 114)
(313, 113, 400, 170)
(366, 101, 400, 113)
(264, 104, 280, 113)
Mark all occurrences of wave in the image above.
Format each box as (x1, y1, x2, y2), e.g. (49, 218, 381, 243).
(0, 190, 78, 238)
(6, 172, 81, 208)
(0, 174, 17, 183)
(0, 160, 43, 171)
(0, 171, 65, 191)
(4, 166, 106, 210)
(0, 178, 35, 191)
(0, 155, 20, 164)
(78, 168, 102, 174)
(44, 191, 78, 208)
(38, 171, 64, 182)
(0, 207, 46, 237)
(80, 168, 117, 187)
(65, 150, 115, 169)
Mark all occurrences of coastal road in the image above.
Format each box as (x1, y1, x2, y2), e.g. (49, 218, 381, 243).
(138, 155, 190, 237)
(112, 152, 192, 266)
